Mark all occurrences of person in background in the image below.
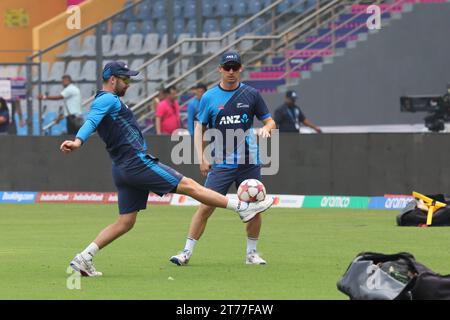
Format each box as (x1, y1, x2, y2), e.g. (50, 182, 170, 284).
(187, 83, 207, 136)
(155, 85, 180, 135)
(8, 97, 25, 135)
(0, 97, 9, 135)
(274, 90, 322, 133)
(38, 75, 83, 135)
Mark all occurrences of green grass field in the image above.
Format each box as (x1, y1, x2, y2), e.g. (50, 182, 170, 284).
(1, 204, 449, 300)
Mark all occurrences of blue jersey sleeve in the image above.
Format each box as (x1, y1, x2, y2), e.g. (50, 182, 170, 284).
(196, 94, 211, 125)
(187, 99, 197, 136)
(254, 92, 272, 121)
(76, 93, 120, 143)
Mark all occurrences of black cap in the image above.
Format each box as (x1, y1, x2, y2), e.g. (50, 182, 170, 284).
(194, 82, 207, 91)
(102, 61, 139, 80)
(286, 90, 298, 99)
(220, 51, 241, 65)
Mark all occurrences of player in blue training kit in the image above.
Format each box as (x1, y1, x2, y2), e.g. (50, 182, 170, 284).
(170, 52, 276, 266)
(60, 61, 273, 277)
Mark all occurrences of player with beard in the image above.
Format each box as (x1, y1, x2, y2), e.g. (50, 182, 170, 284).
(60, 61, 273, 277)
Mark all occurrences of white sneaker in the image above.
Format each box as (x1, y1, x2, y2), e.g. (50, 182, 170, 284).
(169, 250, 191, 266)
(246, 251, 267, 265)
(238, 197, 274, 223)
(70, 253, 103, 277)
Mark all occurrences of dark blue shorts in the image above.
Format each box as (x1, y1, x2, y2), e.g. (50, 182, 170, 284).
(204, 165, 262, 195)
(112, 154, 184, 214)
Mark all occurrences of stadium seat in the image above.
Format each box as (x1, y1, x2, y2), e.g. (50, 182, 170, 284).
(174, 18, 185, 37)
(139, 33, 159, 54)
(216, 1, 232, 17)
(159, 59, 168, 80)
(202, 1, 214, 18)
(186, 19, 197, 36)
(126, 33, 144, 55)
(306, 0, 316, 9)
(0, 66, 19, 78)
(277, 0, 292, 14)
(203, 19, 219, 33)
(252, 17, 271, 35)
(78, 35, 96, 57)
(146, 60, 160, 79)
(247, 1, 262, 15)
(124, 82, 144, 105)
(203, 32, 221, 54)
(292, 0, 306, 13)
(64, 61, 82, 81)
(184, 0, 196, 18)
(79, 60, 96, 81)
(129, 59, 144, 80)
(105, 34, 128, 57)
(47, 61, 65, 82)
(156, 34, 168, 53)
(176, 33, 196, 55)
(231, 0, 246, 17)
(99, 22, 108, 34)
(119, 0, 136, 21)
(57, 37, 81, 58)
(136, 0, 152, 21)
(111, 21, 126, 36)
(173, 59, 189, 78)
(236, 18, 251, 37)
(174, 0, 183, 17)
(147, 82, 159, 96)
(156, 19, 168, 37)
(32, 61, 50, 82)
(220, 18, 234, 33)
(141, 20, 155, 35)
(79, 83, 96, 100)
(126, 21, 140, 35)
(153, 0, 165, 19)
(102, 35, 113, 55)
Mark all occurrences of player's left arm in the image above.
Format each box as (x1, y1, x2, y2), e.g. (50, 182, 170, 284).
(254, 91, 276, 138)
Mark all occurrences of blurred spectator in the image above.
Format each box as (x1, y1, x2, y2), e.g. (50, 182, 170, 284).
(8, 97, 25, 135)
(0, 97, 9, 135)
(155, 85, 180, 135)
(187, 83, 207, 136)
(274, 90, 322, 133)
(38, 75, 83, 135)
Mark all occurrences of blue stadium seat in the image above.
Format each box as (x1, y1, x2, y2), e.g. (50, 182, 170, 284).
(120, 0, 136, 21)
(99, 22, 108, 34)
(221, 18, 234, 33)
(203, 19, 219, 33)
(153, 0, 165, 19)
(216, 1, 232, 17)
(136, 0, 152, 21)
(141, 20, 155, 35)
(202, 1, 214, 18)
(236, 18, 251, 37)
(174, 18, 185, 37)
(277, 0, 292, 14)
(156, 19, 168, 36)
(184, 0, 196, 18)
(252, 17, 270, 35)
(248, 0, 262, 15)
(111, 21, 126, 36)
(232, 0, 247, 17)
(126, 21, 140, 35)
(306, 0, 316, 9)
(187, 19, 197, 36)
(291, 0, 305, 13)
(174, 0, 183, 17)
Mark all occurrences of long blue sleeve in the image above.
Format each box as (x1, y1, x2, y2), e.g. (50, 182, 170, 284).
(76, 93, 120, 143)
(187, 99, 198, 136)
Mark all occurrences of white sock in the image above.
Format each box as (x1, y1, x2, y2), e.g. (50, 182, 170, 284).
(80, 242, 99, 261)
(247, 237, 258, 254)
(184, 237, 197, 255)
(227, 199, 248, 212)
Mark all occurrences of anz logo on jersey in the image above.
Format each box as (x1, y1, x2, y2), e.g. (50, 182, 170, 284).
(219, 113, 249, 125)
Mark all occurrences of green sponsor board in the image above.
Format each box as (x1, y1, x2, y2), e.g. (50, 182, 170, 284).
(302, 196, 370, 209)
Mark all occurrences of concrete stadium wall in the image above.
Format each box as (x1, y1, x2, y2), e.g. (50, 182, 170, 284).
(261, 3, 450, 126)
(2, 134, 450, 196)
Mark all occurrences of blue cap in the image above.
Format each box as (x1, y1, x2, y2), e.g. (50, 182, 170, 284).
(102, 61, 139, 80)
(220, 51, 241, 65)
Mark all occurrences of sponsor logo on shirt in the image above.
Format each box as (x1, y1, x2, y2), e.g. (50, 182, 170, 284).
(237, 103, 249, 108)
(218, 113, 249, 125)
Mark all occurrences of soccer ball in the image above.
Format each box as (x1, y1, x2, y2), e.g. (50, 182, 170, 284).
(237, 179, 266, 202)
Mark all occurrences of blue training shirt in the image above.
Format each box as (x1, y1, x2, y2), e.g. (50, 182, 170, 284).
(76, 91, 147, 166)
(196, 83, 271, 168)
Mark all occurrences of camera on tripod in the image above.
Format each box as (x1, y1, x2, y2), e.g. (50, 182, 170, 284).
(400, 86, 450, 132)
